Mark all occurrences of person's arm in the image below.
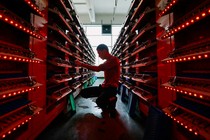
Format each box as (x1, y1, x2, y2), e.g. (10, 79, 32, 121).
(75, 60, 101, 72)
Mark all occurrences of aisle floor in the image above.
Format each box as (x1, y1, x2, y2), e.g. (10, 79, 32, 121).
(36, 78, 145, 140)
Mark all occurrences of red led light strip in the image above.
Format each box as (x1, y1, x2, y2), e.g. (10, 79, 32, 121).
(164, 53, 209, 63)
(159, 0, 177, 17)
(0, 13, 42, 39)
(164, 86, 205, 99)
(1, 116, 32, 139)
(1, 107, 41, 139)
(165, 113, 199, 136)
(0, 53, 41, 63)
(1, 86, 40, 99)
(24, 0, 45, 17)
(162, 8, 210, 39)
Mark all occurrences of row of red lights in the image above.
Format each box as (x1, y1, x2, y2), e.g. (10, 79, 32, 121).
(0, 54, 41, 63)
(24, 0, 45, 17)
(164, 86, 204, 99)
(162, 8, 210, 39)
(0, 13, 42, 39)
(165, 53, 208, 63)
(1, 116, 32, 139)
(159, 0, 177, 17)
(1, 87, 40, 99)
(165, 112, 199, 136)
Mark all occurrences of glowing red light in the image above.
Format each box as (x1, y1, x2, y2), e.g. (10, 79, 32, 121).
(202, 13, 206, 17)
(196, 16, 200, 20)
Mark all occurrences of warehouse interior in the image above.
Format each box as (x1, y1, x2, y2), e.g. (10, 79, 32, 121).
(0, 0, 209, 140)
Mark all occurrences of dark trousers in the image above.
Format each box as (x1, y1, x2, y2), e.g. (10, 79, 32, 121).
(80, 85, 117, 110)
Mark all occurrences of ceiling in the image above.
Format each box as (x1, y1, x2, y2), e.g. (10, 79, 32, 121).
(71, 0, 132, 25)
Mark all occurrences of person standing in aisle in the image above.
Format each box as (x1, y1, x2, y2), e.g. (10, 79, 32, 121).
(75, 44, 120, 117)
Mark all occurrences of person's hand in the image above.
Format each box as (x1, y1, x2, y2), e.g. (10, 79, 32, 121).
(75, 60, 83, 66)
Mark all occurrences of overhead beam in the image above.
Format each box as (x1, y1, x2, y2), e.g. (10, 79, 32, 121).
(86, 0, 95, 23)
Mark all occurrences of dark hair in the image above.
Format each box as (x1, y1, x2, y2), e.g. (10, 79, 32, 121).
(96, 44, 109, 52)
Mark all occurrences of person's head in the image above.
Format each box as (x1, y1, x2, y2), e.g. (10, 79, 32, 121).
(96, 44, 110, 60)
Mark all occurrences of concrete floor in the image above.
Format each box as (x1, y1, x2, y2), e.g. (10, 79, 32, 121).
(36, 78, 145, 140)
